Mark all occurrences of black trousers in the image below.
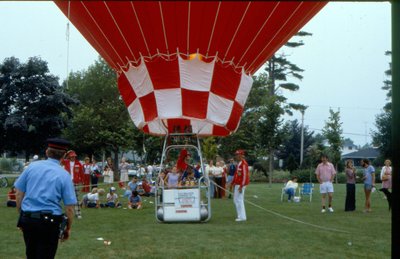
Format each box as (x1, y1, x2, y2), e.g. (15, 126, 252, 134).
(214, 177, 223, 198)
(19, 215, 61, 259)
(345, 183, 356, 211)
(91, 175, 99, 189)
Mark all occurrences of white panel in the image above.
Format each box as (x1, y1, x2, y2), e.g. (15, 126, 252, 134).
(154, 89, 182, 118)
(207, 93, 234, 125)
(127, 99, 145, 128)
(235, 71, 253, 106)
(147, 121, 167, 135)
(179, 55, 215, 92)
(124, 60, 154, 98)
(191, 120, 213, 135)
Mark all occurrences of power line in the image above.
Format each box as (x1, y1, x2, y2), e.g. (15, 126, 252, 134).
(309, 128, 371, 137)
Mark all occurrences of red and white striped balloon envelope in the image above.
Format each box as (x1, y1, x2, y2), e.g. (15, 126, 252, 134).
(55, 1, 326, 136)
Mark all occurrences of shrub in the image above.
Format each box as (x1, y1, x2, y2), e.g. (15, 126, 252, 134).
(0, 158, 12, 172)
(291, 169, 317, 183)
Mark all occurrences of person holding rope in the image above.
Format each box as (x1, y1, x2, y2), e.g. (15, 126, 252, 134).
(15, 138, 76, 259)
(232, 149, 249, 222)
(63, 150, 84, 219)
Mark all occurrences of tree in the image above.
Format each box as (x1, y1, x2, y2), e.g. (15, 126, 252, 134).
(372, 51, 392, 159)
(0, 56, 76, 160)
(258, 31, 312, 185)
(277, 119, 315, 170)
(202, 137, 218, 161)
(63, 58, 142, 174)
(322, 108, 343, 178)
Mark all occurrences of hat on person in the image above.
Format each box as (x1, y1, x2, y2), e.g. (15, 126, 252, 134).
(110, 187, 116, 192)
(235, 149, 245, 156)
(47, 138, 70, 151)
(66, 150, 77, 158)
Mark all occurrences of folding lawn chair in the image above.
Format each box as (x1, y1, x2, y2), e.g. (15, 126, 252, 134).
(299, 183, 314, 202)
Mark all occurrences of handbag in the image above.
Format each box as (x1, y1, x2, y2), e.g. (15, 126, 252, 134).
(382, 174, 389, 181)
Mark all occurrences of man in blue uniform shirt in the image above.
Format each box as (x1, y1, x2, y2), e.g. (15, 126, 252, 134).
(15, 138, 77, 259)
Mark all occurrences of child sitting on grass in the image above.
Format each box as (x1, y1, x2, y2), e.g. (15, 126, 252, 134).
(82, 188, 105, 208)
(106, 186, 122, 208)
(128, 190, 142, 209)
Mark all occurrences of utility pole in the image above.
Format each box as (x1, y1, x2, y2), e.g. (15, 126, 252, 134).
(300, 109, 305, 166)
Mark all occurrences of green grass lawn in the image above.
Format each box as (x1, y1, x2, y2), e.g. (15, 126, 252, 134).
(0, 183, 391, 258)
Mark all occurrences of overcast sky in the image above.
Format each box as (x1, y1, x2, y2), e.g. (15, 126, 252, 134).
(0, 2, 392, 147)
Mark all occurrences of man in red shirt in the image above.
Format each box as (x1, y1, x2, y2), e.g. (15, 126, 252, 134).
(232, 149, 249, 222)
(63, 150, 84, 219)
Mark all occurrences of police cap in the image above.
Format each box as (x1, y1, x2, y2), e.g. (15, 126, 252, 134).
(47, 138, 70, 151)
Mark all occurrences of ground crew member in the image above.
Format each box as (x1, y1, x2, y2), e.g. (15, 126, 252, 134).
(63, 150, 84, 219)
(15, 138, 77, 259)
(232, 149, 249, 222)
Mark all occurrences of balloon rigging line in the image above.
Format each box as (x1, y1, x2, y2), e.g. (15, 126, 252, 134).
(210, 179, 351, 235)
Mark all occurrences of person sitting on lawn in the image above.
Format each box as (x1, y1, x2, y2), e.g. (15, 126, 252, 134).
(128, 190, 142, 209)
(106, 186, 122, 208)
(7, 186, 17, 207)
(284, 176, 298, 202)
(124, 176, 138, 197)
(138, 178, 154, 197)
(82, 188, 105, 208)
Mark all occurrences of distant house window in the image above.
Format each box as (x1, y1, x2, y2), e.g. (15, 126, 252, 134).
(349, 146, 352, 150)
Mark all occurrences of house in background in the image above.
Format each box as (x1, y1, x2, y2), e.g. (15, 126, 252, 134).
(341, 138, 358, 155)
(341, 147, 380, 166)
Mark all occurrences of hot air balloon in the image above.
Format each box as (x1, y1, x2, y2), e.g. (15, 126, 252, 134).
(55, 1, 327, 222)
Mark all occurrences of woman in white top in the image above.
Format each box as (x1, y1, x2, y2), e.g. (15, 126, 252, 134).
(284, 177, 298, 202)
(205, 160, 215, 198)
(213, 161, 224, 198)
(119, 157, 130, 189)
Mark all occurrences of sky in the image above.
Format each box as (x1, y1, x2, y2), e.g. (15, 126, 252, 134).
(0, 2, 392, 147)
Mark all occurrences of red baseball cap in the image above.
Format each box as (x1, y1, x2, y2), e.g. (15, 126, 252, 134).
(66, 150, 77, 158)
(235, 150, 245, 155)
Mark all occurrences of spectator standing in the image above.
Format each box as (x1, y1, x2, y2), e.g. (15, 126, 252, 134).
(119, 157, 130, 189)
(227, 159, 236, 199)
(103, 159, 114, 187)
(147, 164, 154, 181)
(344, 160, 356, 211)
(7, 186, 17, 207)
(82, 157, 91, 193)
(90, 158, 101, 189)
(15, 138, 76, 259)
(361, 158, 375, 213)
(63, 150, 84, 219)
(232, 150, 249, 222)
(205, 160, 215, 198)
(315, 154, 336, 213)
(380, 159, 392, 193)
(213, 161, 224, 199)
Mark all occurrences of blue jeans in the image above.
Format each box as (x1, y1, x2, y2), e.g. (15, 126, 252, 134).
(285, 188, 295, 200)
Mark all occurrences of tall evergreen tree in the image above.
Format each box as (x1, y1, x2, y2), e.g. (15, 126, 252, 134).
(322, 108, 343, 177)
(372, 51, 392, 159)
(258, 31, 312, 184)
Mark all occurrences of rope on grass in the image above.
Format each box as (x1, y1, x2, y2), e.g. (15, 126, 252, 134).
(210, 180, 351, 235)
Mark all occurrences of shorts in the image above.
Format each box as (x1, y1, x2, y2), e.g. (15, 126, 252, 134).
(120, 172, 129, 182)
(364, 184, 373, 191)
(320, 182, 334, 194)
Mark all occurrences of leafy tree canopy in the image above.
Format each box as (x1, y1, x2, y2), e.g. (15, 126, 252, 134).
(0, 56, 76, 159)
